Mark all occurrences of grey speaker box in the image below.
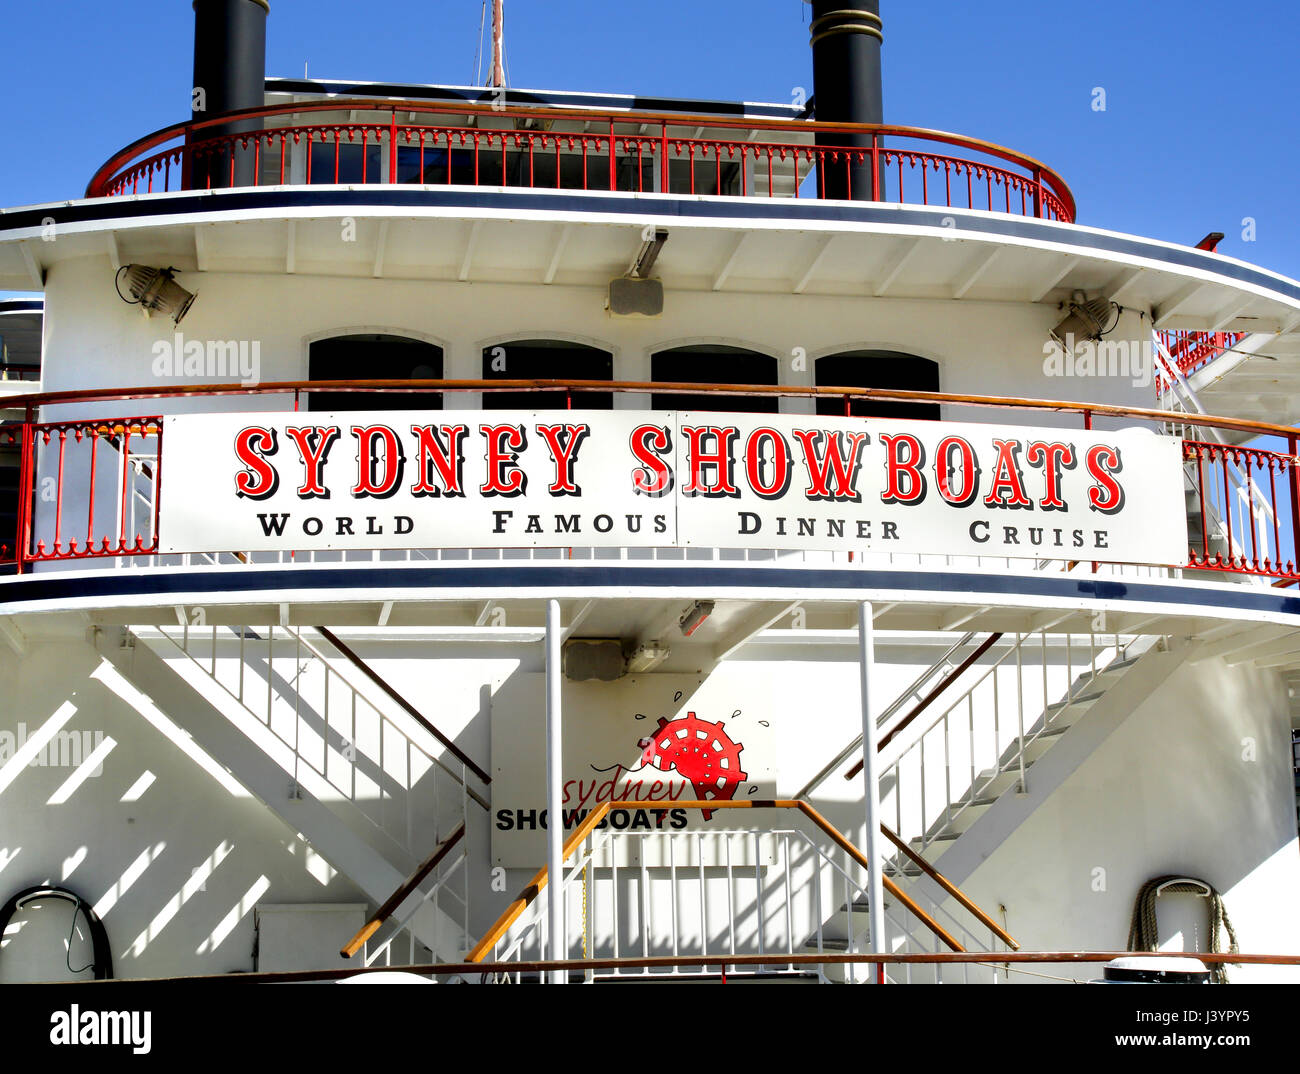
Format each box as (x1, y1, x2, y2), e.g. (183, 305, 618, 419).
(562, 638, 627, 682)
(607, 276, 664, 318)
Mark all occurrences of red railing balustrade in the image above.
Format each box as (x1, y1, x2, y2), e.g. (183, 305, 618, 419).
(85, 100, 1076, 223)
(2, 381, 1294, 583)
(1183, 438, 1300, 579)
(8, 418, 162, 564)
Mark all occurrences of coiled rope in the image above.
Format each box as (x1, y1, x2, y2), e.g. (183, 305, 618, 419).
(1126, 875, 1238, 984)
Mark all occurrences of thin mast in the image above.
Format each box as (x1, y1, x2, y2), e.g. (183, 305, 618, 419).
(490, 0, 505, 88)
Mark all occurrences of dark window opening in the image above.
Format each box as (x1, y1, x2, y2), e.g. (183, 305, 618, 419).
(309, 141, 384, 185)
(815, 351, 941, 421)
(308, 335, 443, 412)
(666, 157, 742, 197)
(481, 340, 614, 409)
(651, 345, 779, 413)
(396, 143, 651, 192)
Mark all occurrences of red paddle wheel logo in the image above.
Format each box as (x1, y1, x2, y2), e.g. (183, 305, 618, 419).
(639, 712, 747, 820)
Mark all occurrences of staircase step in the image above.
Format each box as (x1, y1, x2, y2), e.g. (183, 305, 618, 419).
(943, 797, 999, 835)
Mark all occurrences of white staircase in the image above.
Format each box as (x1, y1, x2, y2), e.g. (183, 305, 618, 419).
(98, 623, 483, 963)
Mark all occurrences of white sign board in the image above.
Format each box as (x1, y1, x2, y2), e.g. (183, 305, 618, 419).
(490, 675, 776, 868)
(159, 409, 1186, 564)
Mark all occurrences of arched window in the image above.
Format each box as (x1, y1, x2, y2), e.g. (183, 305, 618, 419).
(651, 345, 779, 413)
(815, 351, 940, 421)
(481, 339, 614, 409)
(308, 334, 443, 411)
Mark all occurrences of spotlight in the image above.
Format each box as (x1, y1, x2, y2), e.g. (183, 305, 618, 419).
(678, 600, 714, 637)
(630, 228, 669, 279)
(1050, 290, 1117, 352)
(625, 643, 671, 673)
(115, 265, 197, 325)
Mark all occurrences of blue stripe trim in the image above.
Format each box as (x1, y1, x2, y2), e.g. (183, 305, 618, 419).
(0, 299, 44, 314)
(5, 188, 1297, 304)
(3, 564, 1300, 620)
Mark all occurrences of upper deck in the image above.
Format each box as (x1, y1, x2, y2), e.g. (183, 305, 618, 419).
(3, 80, 1300, 634)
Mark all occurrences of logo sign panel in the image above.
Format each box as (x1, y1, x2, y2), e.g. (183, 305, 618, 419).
(489, 674, 777, 868)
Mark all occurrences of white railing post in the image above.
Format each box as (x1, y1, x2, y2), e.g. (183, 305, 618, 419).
(857, 601, 886, 983)
(545, 599, 565, 984)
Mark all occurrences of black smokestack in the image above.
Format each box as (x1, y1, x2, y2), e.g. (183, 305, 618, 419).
(808, 2, 883, 200)
(190, 0, 269, 188)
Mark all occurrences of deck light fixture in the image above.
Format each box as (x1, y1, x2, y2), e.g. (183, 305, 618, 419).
(630, 228, 669, 279)
(678, 600, 714, 637)
(1050, 290, 1118, 353)
(115, 265, 197, 325)
(625, 643, 671, 673)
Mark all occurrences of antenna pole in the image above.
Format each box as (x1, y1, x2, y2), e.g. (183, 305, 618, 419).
(490, 0, 505, 88)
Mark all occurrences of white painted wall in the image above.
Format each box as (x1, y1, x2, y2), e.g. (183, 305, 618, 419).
(0, 631, 368, 982)
(4, 620, 1295, 982)
(40, 255, 1158, 428)
(953, 654, 1300, 983)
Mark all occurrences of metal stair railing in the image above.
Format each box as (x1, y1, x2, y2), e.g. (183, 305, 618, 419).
(489, 827, 1007, 984)
(340, 823, 470, 968)
(795, 631, 987, 801)
(147, 623, 488, 859)
(881, 629, 1150, 862)
(468, 799, 1018, 985)
(1153, 332, 1278, 576)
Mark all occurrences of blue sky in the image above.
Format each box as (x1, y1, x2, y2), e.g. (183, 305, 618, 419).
(1, 0, 1296, 282)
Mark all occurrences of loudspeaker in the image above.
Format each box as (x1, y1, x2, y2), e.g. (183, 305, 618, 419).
(607, 276, 664, 318)
(563, 639, 627, 682)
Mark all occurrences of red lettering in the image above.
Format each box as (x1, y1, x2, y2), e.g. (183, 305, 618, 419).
(630, 425, 673, 496)
(350, 425, 405, 498)
(743, 428, 791, 499)
(479, 424, 528, 497)
(1086, 444, 1125, 513)
(983, 439, 1032, 509)
(934, 436, 979, 506)
(880, 433, 927, 505)
(284, 426, 340, 498)
(793, 429, 870, 501)
(536, 423, 590, 496)
(1026, 441, 1076, 511)
(410, 424, 468, 497)
(682, 425, 740, 497)
(234, 427, 279, 500)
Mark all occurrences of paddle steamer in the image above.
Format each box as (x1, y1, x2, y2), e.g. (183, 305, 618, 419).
(1, 0, 1298, 984)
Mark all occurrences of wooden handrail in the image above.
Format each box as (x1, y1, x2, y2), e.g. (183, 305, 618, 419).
(91, 949, 1299, 984)
(877, 825, 1018, 949)
(340, 823, 466, 959)
(466, 799, 993, 962)
(790, 800, 969, 952)
(314, 626, 491, 788)
(465, 802, 614, 962)
(844, 632, 1004, 782)
(84, 97, 1075, 217)
(22, 377, 1292, 442)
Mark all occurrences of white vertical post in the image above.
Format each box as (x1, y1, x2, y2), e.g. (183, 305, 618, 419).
(858, 601, 886, 983)
(545, 599, 565, 984)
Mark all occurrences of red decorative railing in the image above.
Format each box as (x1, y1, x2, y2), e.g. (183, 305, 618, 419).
(85, 100, 1075, 222)
(1155, 329, 1247, 394)
(2, 379, 1295, 581)
(1183, 439, 1299, 579)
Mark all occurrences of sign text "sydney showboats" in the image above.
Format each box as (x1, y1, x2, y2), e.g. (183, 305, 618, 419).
(159, 410, 1186, 563)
